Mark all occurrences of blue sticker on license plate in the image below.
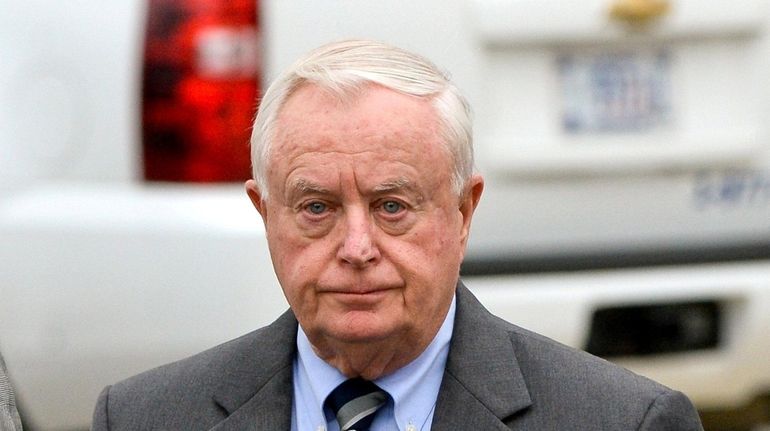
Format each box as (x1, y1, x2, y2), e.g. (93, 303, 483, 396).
(559, 50, 671, 133)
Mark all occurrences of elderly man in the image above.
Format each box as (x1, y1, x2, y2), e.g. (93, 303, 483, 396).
(92, 40, 703, 430)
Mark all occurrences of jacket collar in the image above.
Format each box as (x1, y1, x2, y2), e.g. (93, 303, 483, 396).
(209, 310, 298, 430)
(431, 282, 532, 429)
(206, 282, 533, 430)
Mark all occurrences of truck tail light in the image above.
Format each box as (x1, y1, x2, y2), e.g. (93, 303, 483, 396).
(142, 0, 260, 182)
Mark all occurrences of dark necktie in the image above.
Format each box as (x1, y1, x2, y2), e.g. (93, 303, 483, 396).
(325, 377, 388, 431)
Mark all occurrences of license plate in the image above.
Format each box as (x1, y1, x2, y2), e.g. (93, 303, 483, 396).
(558, 50, 672, 133)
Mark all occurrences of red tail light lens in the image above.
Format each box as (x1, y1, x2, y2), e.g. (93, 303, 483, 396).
(142, 0, 260, 182)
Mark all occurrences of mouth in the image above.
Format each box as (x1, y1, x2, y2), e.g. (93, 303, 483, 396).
(325, 286, 394, 295)
(320, 284, 399, 303)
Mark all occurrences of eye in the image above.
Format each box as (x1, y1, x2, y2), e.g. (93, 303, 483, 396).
(381, 200, 403, 214)
(305, 201, 327, 215)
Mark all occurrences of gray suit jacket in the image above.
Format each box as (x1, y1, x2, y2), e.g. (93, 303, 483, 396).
(1, 352, 23, 431)
(92, 284, 703, 430)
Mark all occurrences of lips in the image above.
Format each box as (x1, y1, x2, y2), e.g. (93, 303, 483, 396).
(316, 280, 403, 303)
(321, 285, 397, 295)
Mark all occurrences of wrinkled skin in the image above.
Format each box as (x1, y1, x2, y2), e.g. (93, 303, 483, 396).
(246, 83, 483, 379)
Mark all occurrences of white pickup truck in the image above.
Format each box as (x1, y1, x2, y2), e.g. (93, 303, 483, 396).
(1, 0, 769, 429)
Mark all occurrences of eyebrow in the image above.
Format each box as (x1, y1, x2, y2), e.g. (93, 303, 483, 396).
(373, 177, 425, 204)
(286, 176, 424, 202)
(287, 178, 331, 200)
(372, 177, 415, 193)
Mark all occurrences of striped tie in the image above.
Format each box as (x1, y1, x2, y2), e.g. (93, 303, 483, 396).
(325, 378, 388, 431)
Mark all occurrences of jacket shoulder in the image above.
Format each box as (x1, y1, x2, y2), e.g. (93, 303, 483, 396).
(502, 317, 701, 429)
(448, 284, 702, 429)
(92, 311, 297, 430)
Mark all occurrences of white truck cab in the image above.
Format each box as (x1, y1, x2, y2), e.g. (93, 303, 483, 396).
(1, 0, 769, 429)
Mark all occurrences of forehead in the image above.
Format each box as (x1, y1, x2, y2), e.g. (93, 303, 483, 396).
(268, 84, 451, 185)
(279, 84, 440, 143)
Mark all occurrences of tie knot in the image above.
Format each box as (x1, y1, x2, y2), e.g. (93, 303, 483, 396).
(325, 378, 388, 431)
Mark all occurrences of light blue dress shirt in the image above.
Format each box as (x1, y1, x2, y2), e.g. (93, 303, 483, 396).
(291, 295, 456, 431)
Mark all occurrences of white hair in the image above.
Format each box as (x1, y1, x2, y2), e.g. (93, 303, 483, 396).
(250, 39, 473, 199)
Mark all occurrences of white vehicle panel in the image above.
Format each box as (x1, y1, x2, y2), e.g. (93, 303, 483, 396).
(0, 185, 286, 429)
(0, 0, 143, 184)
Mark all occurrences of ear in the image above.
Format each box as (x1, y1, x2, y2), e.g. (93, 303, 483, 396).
(458, 174, 484, 248)
(245, 179, 268, 224)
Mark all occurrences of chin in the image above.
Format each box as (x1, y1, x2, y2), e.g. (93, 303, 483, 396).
(325, 314, 403, 344)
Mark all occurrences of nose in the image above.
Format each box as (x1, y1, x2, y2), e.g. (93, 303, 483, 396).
(337, 207, 380, 267)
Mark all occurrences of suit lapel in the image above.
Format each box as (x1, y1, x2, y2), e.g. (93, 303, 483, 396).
(208, 364, 293, 430)
(202, 284, 532, 430)
(431, 283, 532, 430)
(209, 310, 298, 430)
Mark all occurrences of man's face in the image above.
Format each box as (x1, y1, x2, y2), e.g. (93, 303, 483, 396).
(247, 84, 482, 353)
